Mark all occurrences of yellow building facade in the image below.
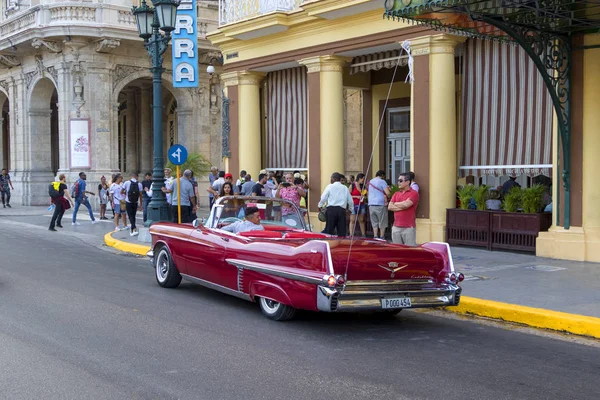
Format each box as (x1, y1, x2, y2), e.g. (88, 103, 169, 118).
(208, 0, 600, 263)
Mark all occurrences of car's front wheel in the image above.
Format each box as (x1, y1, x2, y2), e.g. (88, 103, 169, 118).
(258, 297, 296, 321)
(155, 246, 181, 288)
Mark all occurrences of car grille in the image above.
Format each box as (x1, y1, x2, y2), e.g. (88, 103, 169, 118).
(454, 287, 462, 305)
(330, 295, 339, 312)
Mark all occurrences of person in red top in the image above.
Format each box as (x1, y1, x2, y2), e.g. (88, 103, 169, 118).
(388, 172, 419, 246)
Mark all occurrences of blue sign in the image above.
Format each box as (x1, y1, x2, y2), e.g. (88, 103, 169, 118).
(168, 144, 188, 166)
(172, 0, 198, 88)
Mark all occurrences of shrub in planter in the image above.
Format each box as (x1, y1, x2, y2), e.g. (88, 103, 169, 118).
(502, 186, 522, 213)
(521, 184, 546, 213)
(474, 185, 489, 211)
(456, 185, 476, 209)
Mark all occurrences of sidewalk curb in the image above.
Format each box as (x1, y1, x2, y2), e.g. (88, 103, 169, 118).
(104, 231, 151, 256)
(450, 296, 600, 339)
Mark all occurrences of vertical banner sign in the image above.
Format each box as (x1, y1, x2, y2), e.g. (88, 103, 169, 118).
(69, 119, 91, 169)
(172, 0, 198, 88)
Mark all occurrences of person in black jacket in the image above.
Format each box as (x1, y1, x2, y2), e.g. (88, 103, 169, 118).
(49, 174, 74, 231)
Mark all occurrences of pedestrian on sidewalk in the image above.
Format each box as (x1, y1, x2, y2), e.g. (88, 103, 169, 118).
(110, 173, 128, 231)
(164, 169, 196, 224)
(98, 176, 110, 220)
(318, 172, 354, 237)
(388, 172, 419, 246)
(122, 172, 143, 236)
(0, 168, 14, 208)
(142, 172, 152, 223)
(71, 172, 98, 226)
(49, 174, 74, 231)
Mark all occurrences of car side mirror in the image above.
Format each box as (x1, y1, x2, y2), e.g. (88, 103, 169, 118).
(193, 218, 205, 229)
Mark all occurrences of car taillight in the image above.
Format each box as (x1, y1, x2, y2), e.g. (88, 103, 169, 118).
(457, 273, 465, 282)
(327, 275, 336, 287)
(337, 276, 345, 285)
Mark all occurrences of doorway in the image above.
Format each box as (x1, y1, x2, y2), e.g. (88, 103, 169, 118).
(386, 107, 411, 182)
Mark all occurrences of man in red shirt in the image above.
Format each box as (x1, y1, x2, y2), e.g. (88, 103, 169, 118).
(388, 172, 420, 246)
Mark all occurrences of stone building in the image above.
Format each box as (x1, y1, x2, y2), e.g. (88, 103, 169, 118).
(0, 0, 222, 206)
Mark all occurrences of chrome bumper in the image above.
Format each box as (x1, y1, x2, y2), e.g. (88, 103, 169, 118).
(147, 250, 154, 265)
(316, 282, 462, 312)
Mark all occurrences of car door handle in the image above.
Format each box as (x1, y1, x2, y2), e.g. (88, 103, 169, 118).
(221, 237, 229, 242)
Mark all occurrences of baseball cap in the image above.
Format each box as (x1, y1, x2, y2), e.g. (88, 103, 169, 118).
(224, 173, 233, 179)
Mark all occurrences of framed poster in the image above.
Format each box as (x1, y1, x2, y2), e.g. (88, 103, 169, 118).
(69, 118, 91, 169)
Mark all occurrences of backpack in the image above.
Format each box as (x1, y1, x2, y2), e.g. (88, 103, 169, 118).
(49, 182, 60, 199)
(70, 181, 80, 198)
(127, 180, 140, 203)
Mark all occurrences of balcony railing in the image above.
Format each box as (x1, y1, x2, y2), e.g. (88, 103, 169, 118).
(219, 0, 307, 26)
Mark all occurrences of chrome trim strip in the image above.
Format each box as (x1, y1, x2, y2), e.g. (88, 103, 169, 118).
(344, 279, 434, 286)
(237, 267, 244, 292)
(314, 240, 335, 276)
(180, 273, 252, 301)
(226, 259, 322, 284)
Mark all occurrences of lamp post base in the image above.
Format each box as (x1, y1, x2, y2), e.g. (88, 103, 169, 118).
(145, 201, 171, 227)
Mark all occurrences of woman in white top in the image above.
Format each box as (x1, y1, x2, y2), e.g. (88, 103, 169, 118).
(110, 173, 128, 231)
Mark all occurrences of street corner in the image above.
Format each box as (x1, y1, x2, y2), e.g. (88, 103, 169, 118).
(448, 296, 600, 340)
(104, 230, 151, 257)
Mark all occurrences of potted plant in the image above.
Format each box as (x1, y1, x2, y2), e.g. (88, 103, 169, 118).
(474, 185, 489, 211)
(456, 184, 476, 209)
(521, 184, 546, 213)
(502, 186, 522, 212)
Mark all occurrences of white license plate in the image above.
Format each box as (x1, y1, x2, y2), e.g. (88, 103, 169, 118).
(381, 297, 412, 309)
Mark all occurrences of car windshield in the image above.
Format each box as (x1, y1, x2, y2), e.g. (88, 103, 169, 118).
(205, 196, 308, 231)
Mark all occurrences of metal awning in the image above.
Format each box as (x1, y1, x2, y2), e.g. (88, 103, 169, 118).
(383, 0, 600, 40)
(349, 50, 409, 74)
(382, 0, 600, 229)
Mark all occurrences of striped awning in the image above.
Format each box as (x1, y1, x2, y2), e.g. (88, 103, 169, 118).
(350, 50, 408, 75)
(265, 67, 307, 170)
(459, 39, 553, 178)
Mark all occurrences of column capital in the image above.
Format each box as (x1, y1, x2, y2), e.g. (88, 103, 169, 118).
(408, 34, 467, 57)
(221, 71, 266, 87)
(299, 55, 352, 74)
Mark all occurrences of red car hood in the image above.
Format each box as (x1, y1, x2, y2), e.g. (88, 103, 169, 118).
(326, 239, 446, 282)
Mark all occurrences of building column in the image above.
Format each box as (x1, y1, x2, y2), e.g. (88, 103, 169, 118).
(125, 89, 137, 173)
(221, 72, 240, 176)
(300, 56, 350, 202)
(410, 34, 466, 243)
(139, 85, 152, 172)
(237, 71, 265, 176)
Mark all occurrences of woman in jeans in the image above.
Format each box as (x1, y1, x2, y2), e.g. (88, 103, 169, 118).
(98, 176, 110, 220)
(348, 173, 367, 237)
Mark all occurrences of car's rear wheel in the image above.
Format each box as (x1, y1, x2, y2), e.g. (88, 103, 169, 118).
(155, 246, 181, 288)
(258, 297, 296, 321)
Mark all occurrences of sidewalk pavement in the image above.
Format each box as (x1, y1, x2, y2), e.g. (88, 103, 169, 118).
(2, 205, 599, 338)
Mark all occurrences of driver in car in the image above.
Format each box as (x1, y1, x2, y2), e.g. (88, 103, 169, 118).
(221, 206, 265, 234)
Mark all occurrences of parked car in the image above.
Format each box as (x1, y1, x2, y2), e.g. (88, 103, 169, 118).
(148, 196, 464, 321)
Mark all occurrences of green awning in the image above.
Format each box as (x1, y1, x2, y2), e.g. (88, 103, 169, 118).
(383, 0, 600, 41)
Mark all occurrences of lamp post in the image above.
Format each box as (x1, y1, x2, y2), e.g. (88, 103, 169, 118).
(132, 0, 180, 226)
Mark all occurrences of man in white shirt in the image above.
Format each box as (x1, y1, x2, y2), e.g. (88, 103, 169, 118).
(318, 172, 354, 237)
(164, 168, 174, 205)
(221, 206, 265, 234)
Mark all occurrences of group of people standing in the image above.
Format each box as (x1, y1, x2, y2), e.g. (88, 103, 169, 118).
(318, 169, 420, 246)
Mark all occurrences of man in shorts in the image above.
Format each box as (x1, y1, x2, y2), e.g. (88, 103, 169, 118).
(368, 170, 391, 239)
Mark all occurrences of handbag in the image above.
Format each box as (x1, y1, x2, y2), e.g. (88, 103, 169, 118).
(119, 200, 126, 209)
(318, 208, 327, 222)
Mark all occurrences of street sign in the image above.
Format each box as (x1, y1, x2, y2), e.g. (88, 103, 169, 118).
(168, 144, 188, 166)
(172, 0, 198, 88)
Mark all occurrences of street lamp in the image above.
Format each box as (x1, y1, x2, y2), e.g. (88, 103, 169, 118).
(132, 0, 181, 226)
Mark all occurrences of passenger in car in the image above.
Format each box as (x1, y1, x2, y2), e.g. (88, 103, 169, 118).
(221, 206, 265, 234)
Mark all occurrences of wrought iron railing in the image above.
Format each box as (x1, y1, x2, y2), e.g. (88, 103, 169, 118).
(219, 0, 307, 26)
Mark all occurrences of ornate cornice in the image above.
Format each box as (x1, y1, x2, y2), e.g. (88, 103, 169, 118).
(198, 50, 223, 65)
(95, 38, 120, 53)
(299, 55, 351, 74)
(112, 65, 146, 90)
(31, 38, 63, 53)
(0, 55, 21, 68)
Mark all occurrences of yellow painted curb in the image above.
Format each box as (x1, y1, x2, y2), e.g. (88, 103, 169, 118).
(104, 231, 151, 256)
(450, 296, 600, 339)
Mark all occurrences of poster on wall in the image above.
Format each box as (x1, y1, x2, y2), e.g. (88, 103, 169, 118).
(69, 118, 91, 169)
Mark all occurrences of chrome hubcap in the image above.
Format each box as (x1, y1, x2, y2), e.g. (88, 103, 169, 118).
(156, 251, 169, 281)
(261, 298, 280, 314)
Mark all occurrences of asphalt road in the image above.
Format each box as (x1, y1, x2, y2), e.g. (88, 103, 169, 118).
(1, 221, 599, 400)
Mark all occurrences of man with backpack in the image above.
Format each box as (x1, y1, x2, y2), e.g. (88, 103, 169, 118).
(71, 172, 98, 225)
(49, 174, 74, 231)
(122, 171, 143, 236)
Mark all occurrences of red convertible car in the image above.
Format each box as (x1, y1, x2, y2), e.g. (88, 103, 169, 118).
(148, 196, 464, 321)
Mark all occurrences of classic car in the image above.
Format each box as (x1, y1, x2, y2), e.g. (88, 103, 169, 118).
(148, 196, 464, 321)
